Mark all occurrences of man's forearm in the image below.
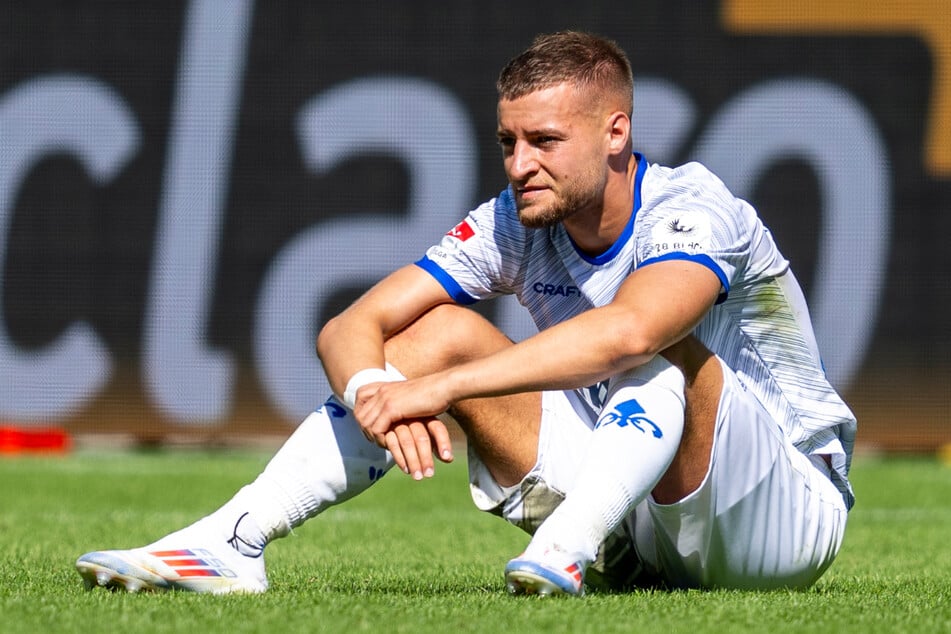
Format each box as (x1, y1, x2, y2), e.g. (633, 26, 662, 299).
(439, 304, 655, 403)
(316, 264, 455, 399)
(316, 313, 388, 399)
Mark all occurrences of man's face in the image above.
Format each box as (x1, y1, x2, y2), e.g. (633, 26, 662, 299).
(496, 82, 610, 228)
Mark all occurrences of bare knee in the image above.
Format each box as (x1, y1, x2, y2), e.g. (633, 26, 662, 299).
(387, 305, 541, 486)
(384, 304, 514, 378)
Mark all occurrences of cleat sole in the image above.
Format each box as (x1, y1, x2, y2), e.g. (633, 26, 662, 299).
(77, 560, 168, 593)
(75, 549, 267, 595)
(504, 557, 585, 597)
(506, 570, 569, 596)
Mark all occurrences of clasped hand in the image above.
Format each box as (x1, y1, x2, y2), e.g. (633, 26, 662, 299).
(353, 378, 455, 480)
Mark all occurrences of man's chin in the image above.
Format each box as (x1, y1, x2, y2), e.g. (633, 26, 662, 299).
(517, 212, 559, 229)
(517, 203, 571, 229)
(516, 207, 546, 228)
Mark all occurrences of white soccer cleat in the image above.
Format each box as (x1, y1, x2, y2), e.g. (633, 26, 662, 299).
(76, 520, 268, 594)
(504, 545, 587, 597)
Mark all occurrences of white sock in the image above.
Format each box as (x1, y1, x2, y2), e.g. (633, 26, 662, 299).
(205, 395, 394, 553)
(526, 356, 685, 564)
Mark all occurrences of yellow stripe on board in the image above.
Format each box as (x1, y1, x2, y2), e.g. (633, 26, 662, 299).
(723, 0, 951, 177)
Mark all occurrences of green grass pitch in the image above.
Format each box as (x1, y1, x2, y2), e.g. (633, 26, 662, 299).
(1, 450, 949, 633)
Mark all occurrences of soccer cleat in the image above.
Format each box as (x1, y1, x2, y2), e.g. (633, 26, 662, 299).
(504, 546, 586, 597)
(76, 517, 268, 594)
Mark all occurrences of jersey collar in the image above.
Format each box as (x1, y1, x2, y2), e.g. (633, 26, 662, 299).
(567, 152, 646, 265)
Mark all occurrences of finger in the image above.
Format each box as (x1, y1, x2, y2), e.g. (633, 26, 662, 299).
(408, 421, 435, 477)
(354, 393, 385, 446)
(368, 393, 402, 447)
(426, 419, 454, 463)
(393, 424, 424, 480)
(385, 430, 408, 475)
(365, 417, 388, 449)
(362, 401, 394, 449)
(352, 383, 379, 419)
(374, 426, 389, 449)
(358, 420, 378, 447)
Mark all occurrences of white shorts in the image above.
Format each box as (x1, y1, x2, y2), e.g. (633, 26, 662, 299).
(467, 358, 848, 590)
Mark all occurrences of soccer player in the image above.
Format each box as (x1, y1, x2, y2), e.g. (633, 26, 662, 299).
(76, 31, 855, 595)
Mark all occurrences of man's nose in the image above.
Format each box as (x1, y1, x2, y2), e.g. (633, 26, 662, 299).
(508, 141, 539, 180)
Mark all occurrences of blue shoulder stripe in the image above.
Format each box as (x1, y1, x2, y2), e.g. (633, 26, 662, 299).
(414, 256, 479, 305)
(639, 252, 731, 304)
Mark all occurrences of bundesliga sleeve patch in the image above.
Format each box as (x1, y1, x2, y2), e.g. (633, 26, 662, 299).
(648, 209, 712, 258)
(446, 218, 476, 242)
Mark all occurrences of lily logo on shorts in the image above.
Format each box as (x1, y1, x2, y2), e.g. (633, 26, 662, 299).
(596, 399, 663, 438)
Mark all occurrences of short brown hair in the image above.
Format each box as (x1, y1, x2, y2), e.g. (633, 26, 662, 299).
(497, 31, 633, 116)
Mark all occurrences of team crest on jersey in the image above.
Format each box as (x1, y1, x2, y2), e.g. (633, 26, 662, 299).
(446, 219, 475, 242)
(649, 209, 712, 258)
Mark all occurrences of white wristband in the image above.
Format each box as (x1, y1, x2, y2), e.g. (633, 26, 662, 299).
(343, 368, 398, 409)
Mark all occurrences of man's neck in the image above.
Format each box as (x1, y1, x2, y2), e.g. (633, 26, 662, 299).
(563, 153, 638, 257)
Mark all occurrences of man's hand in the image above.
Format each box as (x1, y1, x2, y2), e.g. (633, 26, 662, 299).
(353, 379, 455, 479)
(382, 419, 454, 480)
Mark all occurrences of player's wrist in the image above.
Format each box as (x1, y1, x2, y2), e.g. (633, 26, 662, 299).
(441, 365, 473, 404)
(343, 367, 397, 409)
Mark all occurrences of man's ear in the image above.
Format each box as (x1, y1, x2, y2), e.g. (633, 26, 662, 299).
(606, 110, 631, 154)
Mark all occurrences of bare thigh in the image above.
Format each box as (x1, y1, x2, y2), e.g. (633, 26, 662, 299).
(382, 304, 542, 487)
(655, 336, 723, 504)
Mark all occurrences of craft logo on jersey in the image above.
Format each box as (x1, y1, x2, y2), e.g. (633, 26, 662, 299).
(532, 282, 581, 297)
(596, 399, 663, 438)
(447, 219, 475, 241)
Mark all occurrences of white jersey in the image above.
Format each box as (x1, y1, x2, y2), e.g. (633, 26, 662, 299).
(416, 154, 856, 508)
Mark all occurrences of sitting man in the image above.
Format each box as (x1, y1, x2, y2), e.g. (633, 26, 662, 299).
(76, 30, 855, 596)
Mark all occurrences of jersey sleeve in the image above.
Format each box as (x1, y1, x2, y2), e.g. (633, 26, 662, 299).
(634, 162, 786, 302)
(415, 188, 526, 304)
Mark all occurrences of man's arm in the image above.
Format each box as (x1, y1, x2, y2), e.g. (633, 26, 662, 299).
(356, 258, 722, 441)
(317, 263, 459, 475)
(316, 263, 454, 398)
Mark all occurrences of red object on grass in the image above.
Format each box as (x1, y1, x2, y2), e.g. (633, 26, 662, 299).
(0, 426, 71, 453)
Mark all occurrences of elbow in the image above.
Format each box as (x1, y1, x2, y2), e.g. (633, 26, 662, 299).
(316, 315, 342, 362)
(610, 322, 663, 369)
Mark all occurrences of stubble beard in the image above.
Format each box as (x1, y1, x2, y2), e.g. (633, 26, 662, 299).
(516, 194, 580, 228)
(515, 170, 606, 229)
